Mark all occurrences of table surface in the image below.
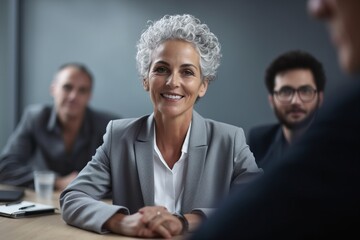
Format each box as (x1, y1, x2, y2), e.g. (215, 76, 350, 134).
(0, 185, 185, 240)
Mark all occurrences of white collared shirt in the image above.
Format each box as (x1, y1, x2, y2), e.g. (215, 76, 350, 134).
(153, 123, 191, 213)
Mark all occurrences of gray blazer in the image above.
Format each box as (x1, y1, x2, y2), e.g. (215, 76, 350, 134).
(60, 111, 262, 233)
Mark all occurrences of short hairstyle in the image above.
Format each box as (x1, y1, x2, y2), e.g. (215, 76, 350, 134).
(57, 62, 94, 88)
(265, 50, 326, 93)
(136, 14, 222, 82)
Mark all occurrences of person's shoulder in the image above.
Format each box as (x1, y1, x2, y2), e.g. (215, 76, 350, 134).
(196, 112, 244, 135)
(22, 104, 52, 119)
(111, 116, 144, 127)
(247, 123, 280, 148)
(107, 115, 150, 136)
(205, 118, 240, 131)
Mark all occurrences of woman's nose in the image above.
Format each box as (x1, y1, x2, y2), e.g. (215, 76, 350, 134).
(166, 73, 180, 87)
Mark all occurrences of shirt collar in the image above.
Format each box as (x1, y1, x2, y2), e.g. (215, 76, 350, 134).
(46, 106, 91, 137)
(47, 106, 58, 132)
(182, 122, 191, 154)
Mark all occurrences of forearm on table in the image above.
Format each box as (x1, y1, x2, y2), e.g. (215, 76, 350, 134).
(103, 213, 126, 233)
(0, 162, 33, 187)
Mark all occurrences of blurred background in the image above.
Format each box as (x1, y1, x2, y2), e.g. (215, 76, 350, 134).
(0, 0, 347, 150)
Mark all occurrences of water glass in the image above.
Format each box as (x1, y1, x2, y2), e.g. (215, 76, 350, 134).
(34, 170, 55, 201)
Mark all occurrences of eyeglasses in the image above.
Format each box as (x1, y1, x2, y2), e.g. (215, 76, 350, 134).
(273, 86, 317, 103)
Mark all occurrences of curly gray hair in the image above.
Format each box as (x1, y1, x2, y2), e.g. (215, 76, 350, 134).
(136, 14, 222, 82)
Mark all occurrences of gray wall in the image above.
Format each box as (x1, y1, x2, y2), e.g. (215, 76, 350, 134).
(1, 0, 346, 150)
(0, 0, 10, 149)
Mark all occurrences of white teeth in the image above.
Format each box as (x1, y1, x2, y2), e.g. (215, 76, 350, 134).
(163, 94, 182, 100)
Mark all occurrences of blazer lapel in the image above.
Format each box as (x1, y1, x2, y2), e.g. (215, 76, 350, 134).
(134, 112, 208, 210)
(135, 114, 155, 206)
(182, 111, 208, 213)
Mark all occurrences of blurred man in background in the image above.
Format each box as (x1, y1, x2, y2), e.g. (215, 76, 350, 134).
(0, 63, 119, 191)
(248, 50, 326, 169)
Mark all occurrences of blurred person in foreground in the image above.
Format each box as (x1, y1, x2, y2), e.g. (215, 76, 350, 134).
(0, 63, 119, 191)
(60, 14, 261, 239)
(248, 50, 326, 169)
(190, 0, 360, 239)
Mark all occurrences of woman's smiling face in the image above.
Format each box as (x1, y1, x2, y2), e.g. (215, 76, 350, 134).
(144, 39, 208, 120)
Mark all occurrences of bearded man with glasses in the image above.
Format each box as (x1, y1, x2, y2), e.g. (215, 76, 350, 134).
(248, 50, 326, 169)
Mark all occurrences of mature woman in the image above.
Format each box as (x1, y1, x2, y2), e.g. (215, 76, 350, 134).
(60, 14, 262, 239)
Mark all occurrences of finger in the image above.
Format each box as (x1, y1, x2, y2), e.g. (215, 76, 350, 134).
(149, 214, 183, 236)
(138, 206, 151, 213)
(141, 211, 159, 224)
(138, 227, 159, 238)
(147, 212, 164, 230)
(140, 208, 166, 224)
(153, 223, 172, 239)
(135, 217, 170, 239)
(139, 206, 167, 213)
(138, 208, 154, 223)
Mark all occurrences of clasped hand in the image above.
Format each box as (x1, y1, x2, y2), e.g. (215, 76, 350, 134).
(106, 206, 183, 239)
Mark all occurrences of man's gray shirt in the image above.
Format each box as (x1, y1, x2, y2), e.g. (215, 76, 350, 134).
(0, 104, 119, 187)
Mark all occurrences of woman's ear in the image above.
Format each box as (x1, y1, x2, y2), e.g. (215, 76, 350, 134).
(143, 79, 149, 91)
(198, 79, 209, 98)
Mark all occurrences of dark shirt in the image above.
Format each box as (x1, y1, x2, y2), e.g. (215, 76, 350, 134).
(0, 104, 119, 188)
(248, 124, 289, 169)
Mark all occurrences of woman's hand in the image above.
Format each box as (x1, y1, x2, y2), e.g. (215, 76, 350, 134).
(104, 212, 161, 238)
(139, 206, 183, 238)
(104, 206, 200, 238)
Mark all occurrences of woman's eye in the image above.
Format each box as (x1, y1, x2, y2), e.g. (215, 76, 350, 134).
(183, 69, 194, 76)
(154, 66, 168, 74)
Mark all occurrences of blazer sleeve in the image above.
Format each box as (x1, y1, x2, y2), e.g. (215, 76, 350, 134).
(60, 121, 129, 234)
(232, 127, 263, 186)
